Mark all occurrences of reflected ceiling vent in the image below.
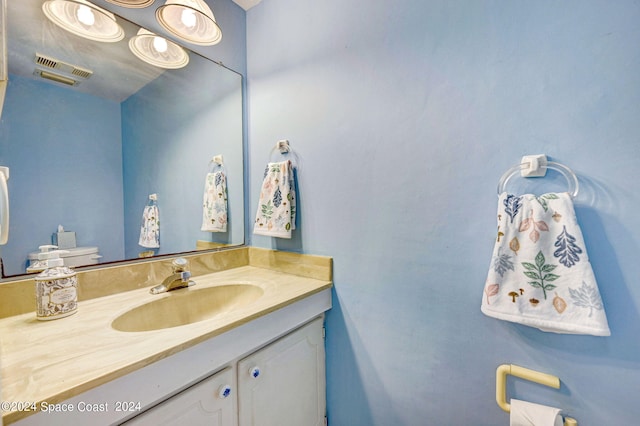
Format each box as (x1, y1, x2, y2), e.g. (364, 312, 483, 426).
(34, 53, 93, 80)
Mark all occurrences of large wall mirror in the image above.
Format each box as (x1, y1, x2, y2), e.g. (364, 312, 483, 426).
(0, 0, 244, 278)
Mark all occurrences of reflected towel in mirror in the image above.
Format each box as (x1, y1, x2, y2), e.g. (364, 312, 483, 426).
(201, 170, 228, 232)
(139, 204, 160, 248)
(253, 160, 296, 238)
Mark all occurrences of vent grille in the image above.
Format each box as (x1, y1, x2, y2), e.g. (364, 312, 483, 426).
(36, 56, 58, 69)
(71, 68, 93, 79)
(34, 53, 93, 80)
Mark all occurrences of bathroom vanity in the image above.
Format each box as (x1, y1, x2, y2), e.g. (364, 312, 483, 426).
(0, 247, 332, 425)
(124, 317, 325, 425)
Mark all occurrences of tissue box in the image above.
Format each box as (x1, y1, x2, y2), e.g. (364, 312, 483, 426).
(52, 231, 76, 249)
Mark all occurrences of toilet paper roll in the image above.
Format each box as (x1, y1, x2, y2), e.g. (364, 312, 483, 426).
(510, 399, 563, 426)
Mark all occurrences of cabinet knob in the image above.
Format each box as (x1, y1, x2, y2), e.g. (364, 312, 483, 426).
(218, 384, 232, 399)
(249, 366, 260, 379)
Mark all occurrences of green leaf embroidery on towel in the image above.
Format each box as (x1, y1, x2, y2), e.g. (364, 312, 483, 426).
(535, 193, 559, 212)
(522, 251, 559, 300)
(261, 200, 274, 219)
(568, 281, 603, 317)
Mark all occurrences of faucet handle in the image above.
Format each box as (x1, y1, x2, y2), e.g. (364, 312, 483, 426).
(172, 257, 189, 273)
(179, 271, 192, 282)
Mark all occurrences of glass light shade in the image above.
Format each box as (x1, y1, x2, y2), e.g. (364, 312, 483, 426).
(153, 37, 168, 52)
(104, 0, 156, 8)
(42, 0, 125, 43)
(129, 28, 190, 69)
(156, 0, 222, 46)
(76, 5, 95, 26)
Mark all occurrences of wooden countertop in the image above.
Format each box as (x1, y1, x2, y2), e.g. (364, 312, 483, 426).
(0, 265, 332, 424)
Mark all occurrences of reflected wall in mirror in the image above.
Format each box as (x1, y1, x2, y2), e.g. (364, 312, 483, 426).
(0, 0, 244, 277)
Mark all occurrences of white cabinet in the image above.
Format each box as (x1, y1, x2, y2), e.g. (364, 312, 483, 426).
(121, 317, 326, 426)
(238, 317, 326, 426)
(123, 367, 235, 426)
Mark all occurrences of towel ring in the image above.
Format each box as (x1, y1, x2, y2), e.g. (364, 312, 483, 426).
(269, 139, 300, 169)
(208, 155, 225, 172)
(497, 161, 579, 198)
(269, 139, 291, 160)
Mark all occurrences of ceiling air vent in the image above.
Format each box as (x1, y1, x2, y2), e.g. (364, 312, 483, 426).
(34, 53, 93, 80)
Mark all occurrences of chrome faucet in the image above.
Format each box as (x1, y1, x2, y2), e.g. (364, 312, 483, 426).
(150, 258, 196, 294)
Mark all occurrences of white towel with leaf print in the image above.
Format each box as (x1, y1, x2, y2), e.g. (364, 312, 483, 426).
(139, 205, 160, 248)
(481, 192, 610, 336)
(201, 171, 228, 232)
(253, 160, 296, 238)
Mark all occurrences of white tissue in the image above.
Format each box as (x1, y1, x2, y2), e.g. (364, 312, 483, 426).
(510, 399, 563, 426)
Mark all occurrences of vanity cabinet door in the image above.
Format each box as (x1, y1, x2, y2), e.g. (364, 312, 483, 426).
(237, 317, 326, 426)
(122, 367, 235, 426)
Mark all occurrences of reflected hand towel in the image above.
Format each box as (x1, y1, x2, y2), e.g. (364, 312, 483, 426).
(138, 204, 160, 248)
(201, 171, 228, 232)
(253, 160, 296, 238)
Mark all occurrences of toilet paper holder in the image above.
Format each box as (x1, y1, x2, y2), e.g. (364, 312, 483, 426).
(496, 364, 578, 426)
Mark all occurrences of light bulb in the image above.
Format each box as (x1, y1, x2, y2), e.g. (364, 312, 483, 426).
(181, 8, 196, 28)
(76, 4, 95, 26)
(153, 36, 168, 53)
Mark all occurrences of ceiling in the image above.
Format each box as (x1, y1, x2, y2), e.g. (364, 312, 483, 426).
(7, 0, 166, 102)
(232, 0, 262, 10)
(7, 0, 260, 102)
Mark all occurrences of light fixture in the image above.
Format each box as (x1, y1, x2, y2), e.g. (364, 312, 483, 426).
(156, 0, 222, 46)
(104, 0, 156, 8)
(42, 0, 125, 43)
(129, 28, 190, 69)
(34, 70, 79, 87)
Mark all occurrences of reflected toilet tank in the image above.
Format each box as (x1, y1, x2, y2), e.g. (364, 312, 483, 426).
(28, 246, 101, 270)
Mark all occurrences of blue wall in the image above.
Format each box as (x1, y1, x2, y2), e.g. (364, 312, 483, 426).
(101, 0, 248, 259)
(121, 59, 244, 258)
(246, 1, 640, 424)
(0, 74, 125, 275)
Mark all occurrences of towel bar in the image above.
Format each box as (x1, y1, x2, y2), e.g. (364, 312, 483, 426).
(496, 364, 578, 426)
